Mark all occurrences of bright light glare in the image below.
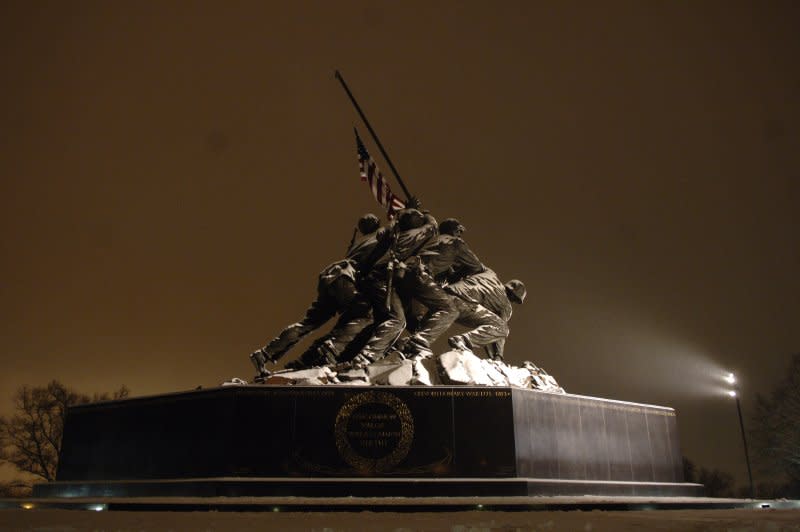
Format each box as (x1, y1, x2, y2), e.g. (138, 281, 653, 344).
(728, 390, 737, 397)
(725, 373, 736, 385)
(21, 503, 35, 510)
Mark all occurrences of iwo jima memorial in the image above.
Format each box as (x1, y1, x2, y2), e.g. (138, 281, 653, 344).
(36, 72, 703, 502)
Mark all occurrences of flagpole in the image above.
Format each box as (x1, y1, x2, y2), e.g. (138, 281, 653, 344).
(335, 70, 413, 202)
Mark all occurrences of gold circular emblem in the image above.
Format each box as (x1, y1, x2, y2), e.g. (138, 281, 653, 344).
(334, 391, 414, 474)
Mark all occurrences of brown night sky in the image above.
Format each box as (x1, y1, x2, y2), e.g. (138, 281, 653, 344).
(1, 1, 798, 486)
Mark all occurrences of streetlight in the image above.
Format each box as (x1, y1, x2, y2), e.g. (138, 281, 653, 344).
(726, 372, 754, 499)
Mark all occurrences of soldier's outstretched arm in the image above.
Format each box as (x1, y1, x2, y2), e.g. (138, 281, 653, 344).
(456, 239, 485, 277)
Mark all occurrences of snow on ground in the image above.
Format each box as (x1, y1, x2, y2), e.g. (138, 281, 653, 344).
(1, 508, 800, 531)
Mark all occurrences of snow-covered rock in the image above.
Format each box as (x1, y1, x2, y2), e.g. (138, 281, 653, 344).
(336, 367, 370, 384)
(253, 350, 564, 392)
(264, 366, 337, 385)
(437, 350, 474, 385)
(482, 360, 512, 386)
(221, 377, 249, 386)
(367, 359, 414, 386)
(523, 361, 564, 393)
(411, 356, 439, 386)
(498, 362, 533, 389)
(431, 350, 565, 391)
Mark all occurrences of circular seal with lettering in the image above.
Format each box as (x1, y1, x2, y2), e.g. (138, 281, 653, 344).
(334, 390, 414, 474)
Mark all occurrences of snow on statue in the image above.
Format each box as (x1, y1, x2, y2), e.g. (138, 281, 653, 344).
(238, 123, 563, 393)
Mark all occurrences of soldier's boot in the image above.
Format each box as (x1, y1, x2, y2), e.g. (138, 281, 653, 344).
(350, 352, 377, 369)
(250, 349, 273, 382)
(392, 336, 411, 353)
(283, 358, 309, 371)
(448, 335, 473, 353)
(290, 339, 338, 370)
(318, 339, 339, 365)
(484, 342, 504, 362)
(402, 335, 434, 359)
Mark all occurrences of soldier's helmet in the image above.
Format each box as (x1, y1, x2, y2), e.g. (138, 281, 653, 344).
(505, 280, 527, 304)
(357, 213, 380, 235)
(397, 208, 425, 230)
(439, 218, 466, 236)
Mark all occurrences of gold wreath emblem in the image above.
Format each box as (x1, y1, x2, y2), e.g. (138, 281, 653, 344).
(334, 391, 414, 474)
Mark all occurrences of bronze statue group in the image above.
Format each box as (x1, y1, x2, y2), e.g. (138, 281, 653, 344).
(250, 203, 527, 382)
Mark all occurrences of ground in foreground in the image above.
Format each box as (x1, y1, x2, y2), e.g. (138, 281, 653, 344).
(2, 508, 800, 531)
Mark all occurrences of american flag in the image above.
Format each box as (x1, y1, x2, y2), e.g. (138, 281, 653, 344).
(355, 129, 406, 218)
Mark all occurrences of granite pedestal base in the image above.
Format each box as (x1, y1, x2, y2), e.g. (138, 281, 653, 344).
(35, 386, 703, 498)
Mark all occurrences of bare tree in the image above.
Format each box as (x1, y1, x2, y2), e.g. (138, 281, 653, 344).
(683, 456, 735, 497)
(751, 353, 800, 490)
(0, 380, 128, 482)
(0, 479, 33, 498)
(682, 456, 697, 483)
(697, 467, 735, 498)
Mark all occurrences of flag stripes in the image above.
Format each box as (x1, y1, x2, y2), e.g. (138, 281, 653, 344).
(355, 130, 405, 217)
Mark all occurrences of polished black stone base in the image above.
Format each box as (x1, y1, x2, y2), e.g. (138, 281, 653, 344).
(11, 493, 777, 513)
(34, 477, 703, 498)
(39, 385, 703, 498)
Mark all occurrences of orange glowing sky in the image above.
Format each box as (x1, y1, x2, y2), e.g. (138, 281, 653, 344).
(1, 1, 798, 485)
